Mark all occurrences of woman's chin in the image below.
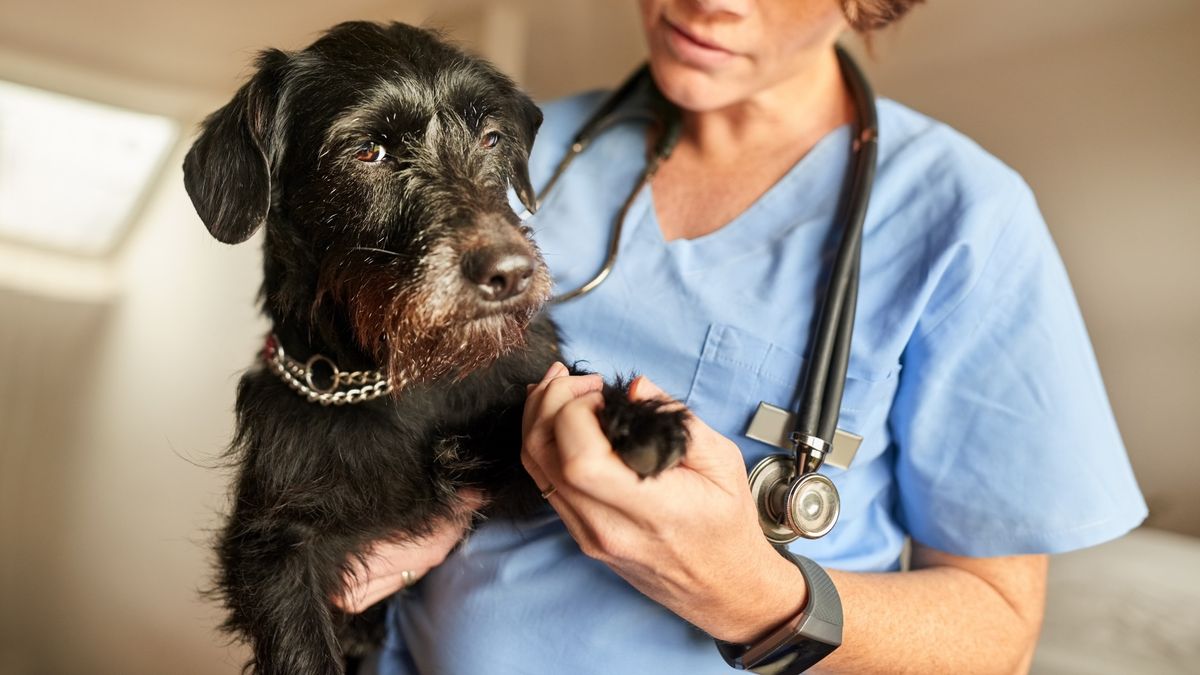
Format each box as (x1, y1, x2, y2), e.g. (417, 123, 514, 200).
(648, 59, 749, 113)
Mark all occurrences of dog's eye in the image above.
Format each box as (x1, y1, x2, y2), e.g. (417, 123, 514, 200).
(355, 142, 388, 163)
(480, 131, 501, 150)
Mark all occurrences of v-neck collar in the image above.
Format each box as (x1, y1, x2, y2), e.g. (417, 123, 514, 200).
(638, 123, 853, 272)
(546, 76, 856, 277)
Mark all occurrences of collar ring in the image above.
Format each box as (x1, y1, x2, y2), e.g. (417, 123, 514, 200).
(304, 354, 341, 394)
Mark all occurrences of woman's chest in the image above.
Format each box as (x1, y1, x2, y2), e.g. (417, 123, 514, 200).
(650, 148, 805, 242)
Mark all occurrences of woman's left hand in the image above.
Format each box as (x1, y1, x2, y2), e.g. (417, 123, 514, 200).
(521, 362, 810, 645)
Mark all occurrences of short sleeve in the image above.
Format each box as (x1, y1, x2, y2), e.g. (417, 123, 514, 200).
(890, 178, 1146, 557)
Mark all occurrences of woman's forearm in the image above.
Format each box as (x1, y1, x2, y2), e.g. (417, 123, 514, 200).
(814, 549, 1048, 674)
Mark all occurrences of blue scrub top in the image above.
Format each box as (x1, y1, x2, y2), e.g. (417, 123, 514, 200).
(381, 82, 1146, 674)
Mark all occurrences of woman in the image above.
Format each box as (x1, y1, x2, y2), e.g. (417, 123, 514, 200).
(340, 1, 1146, 672)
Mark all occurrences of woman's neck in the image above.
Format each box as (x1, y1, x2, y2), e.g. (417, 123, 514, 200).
(677, 48, 854, 164)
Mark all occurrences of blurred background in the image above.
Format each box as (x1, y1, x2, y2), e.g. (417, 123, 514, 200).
(0, 1, 1197, 673)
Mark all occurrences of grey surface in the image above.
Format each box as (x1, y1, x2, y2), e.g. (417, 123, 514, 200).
(1032, 528, 1200, 674)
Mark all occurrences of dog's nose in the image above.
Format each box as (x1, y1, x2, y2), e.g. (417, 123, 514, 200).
(462, 248, 535, 302)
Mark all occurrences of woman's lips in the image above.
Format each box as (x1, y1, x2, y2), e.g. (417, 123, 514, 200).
(662, 18, 737, 69)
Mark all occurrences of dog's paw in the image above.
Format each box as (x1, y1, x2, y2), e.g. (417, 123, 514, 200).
(599, 377, 689, 478)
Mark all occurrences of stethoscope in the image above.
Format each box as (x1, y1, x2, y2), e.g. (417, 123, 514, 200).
(538, 46, 878, 543)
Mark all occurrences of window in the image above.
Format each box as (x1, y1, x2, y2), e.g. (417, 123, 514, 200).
(0, 80, 178, 256)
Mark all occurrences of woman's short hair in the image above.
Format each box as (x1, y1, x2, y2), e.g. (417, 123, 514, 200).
(842, 0, 925, 31)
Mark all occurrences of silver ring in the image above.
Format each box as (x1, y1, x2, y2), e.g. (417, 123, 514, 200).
(304, 353, 341, 394)
(400, 569, 415, 589)
(539, 483, 557, 499)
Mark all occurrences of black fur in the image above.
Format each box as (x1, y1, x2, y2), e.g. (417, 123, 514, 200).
(183, 22, 688, 675)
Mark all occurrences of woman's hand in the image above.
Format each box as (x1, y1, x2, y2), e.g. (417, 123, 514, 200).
(521, 362, 809, 645)
(332, 489, 485, 614)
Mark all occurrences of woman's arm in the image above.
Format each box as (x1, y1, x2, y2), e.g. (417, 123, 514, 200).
(333, 489, 484, 614)
(821, 546, 1046, 674)
(522, 364, 1047, 674)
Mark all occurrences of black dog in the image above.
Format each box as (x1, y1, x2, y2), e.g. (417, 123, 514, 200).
(183, 22, 688, 675)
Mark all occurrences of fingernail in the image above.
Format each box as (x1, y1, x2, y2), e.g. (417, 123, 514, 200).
(631, 375, 665, 399)
(541, 361, 565, 382)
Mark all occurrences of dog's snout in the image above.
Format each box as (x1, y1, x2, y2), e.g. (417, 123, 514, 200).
(462, 248, 535, 302)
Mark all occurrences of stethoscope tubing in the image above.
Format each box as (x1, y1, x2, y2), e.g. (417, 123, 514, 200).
(802, 46, 878, 451)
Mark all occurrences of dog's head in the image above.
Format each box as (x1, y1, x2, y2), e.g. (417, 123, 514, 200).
(184, 22, 551, 387)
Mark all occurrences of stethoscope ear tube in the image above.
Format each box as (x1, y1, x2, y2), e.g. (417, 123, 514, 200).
(544, 68, 682, 304)
(536, 66, 654, 210)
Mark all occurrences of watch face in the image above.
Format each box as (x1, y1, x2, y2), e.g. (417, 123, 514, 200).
(718, 634, 839, 675)
(766, 640, 840, 675)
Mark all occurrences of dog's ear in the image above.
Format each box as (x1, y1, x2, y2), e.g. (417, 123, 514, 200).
(509, 94, 543, 214)
(183, 49, 288, 244)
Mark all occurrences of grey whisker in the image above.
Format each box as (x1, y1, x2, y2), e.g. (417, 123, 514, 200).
(352, 246, 404, 257)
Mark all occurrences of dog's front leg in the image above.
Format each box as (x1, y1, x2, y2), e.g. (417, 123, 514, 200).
(217, 517, 348, 675)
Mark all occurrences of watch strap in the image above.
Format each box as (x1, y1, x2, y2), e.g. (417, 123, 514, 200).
(715, 550, 842, 674)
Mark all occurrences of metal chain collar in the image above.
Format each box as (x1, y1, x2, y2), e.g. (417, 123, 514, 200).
(263, 334, 394, 407)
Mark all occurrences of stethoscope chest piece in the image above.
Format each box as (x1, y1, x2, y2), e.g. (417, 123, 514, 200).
(748, 455, 841, 544)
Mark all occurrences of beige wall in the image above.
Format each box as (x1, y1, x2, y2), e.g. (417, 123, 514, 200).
(0, 2, 1196, 673)
(0, 153, 266, 673)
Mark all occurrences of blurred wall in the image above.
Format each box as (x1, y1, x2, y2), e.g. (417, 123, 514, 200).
(0, 154, 266, 675)
(0, 2, 1196, 674)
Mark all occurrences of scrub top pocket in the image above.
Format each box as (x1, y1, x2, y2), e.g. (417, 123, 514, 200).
(683, 323, 907, 568)
(683, 323, 899, 474)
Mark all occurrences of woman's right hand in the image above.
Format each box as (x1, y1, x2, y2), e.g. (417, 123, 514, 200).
(333, 488, 485, 614)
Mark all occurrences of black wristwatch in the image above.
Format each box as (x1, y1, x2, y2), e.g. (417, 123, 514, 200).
(714, 549, 842, 674)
